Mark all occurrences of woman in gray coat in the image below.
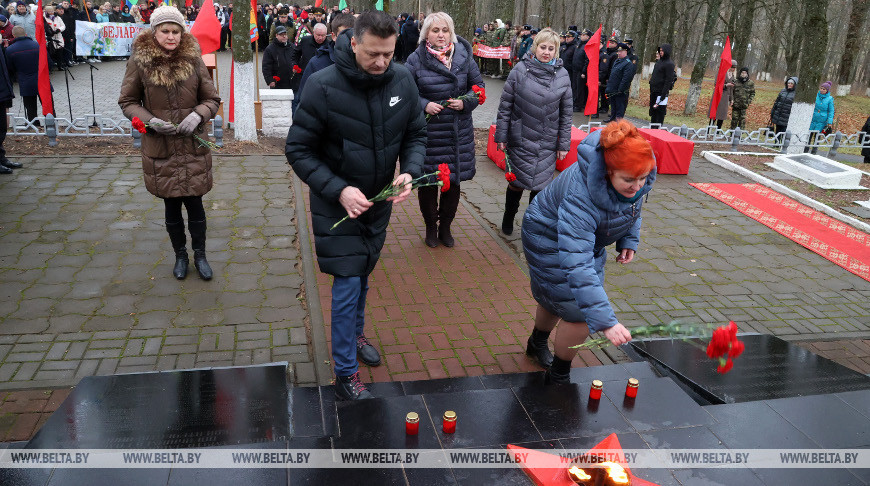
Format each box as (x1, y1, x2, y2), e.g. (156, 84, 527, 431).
(494, 27, 573, 235)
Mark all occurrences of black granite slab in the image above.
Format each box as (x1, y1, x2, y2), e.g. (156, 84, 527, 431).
(764, 394, 870, 448)
(641, 426, 765, 486)
(705, 401, 866, 485)
(290, 386, 324, 438)
(401, 376, 485, 395)
(602, 377, 716, 432)
(404, 450, 457, 486)
(631, 334, 870, 404)
(166, 440, 294, 486)
(479, 371, 546, 390)
(569, 361, 661, 384)
(333, 395, 441, 449)
(421, 389, 542, 448)
(836, 389, 870, 420)
(25, 365, 290, 449)
(512, 383, 633, 440)
(287, 464, 409, 485)
(558, 432, 679, 486)
(47, 467, 171, 486)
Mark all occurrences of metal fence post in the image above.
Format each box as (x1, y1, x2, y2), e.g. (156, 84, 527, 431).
(829, 131, 842, 158)
(213, 115, 224, 147)
(782, 130, 792, 153)
(731, 127, 741, 151)
(44, 114, 58, 147)
(132, 126, 142, 148)
(680, 124, 689, 138)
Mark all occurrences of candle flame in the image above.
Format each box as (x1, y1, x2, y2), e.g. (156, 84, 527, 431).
(567, 465, 592, 481)
(601, 461, 630, 484)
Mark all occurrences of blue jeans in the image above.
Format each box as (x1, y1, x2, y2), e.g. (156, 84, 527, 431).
(331, 275, 369, 377)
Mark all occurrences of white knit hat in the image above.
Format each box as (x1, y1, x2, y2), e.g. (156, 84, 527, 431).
(150, 5, 186, 31)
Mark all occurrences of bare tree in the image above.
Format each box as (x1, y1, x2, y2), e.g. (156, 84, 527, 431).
(835, 0, 869, 94)
(232, 0, 257, 141)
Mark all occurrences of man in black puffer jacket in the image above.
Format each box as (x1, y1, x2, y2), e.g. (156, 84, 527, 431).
(262, 26, 293, 89)
(286, 12, 426, 402)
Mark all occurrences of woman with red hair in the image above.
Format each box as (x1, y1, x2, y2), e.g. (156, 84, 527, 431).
(521, 120, 656, 383)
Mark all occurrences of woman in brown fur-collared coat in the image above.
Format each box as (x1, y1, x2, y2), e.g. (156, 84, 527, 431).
(119, 6, 220, 280)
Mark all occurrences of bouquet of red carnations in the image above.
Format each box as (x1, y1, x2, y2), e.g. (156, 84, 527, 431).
(131, 116, 220, 150)
(425, 85, 486, 121)
(572, 320, 745, 374)
(330, 164, 452, 230)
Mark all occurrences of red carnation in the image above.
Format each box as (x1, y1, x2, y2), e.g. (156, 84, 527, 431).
(507, 60, 513, 66)
(505, 172, 517, 182)
(273, 76, 280, 82)
(471, 85, 486, 105)
(131, 116, 147, 134)
(438, 163, 450, 177)
(293, 65, 302, 74)
(706, 327, 731, 358)
(440, 176, 450, 192)
(728, 339, 745, 358)
(716, 358, 734, 374)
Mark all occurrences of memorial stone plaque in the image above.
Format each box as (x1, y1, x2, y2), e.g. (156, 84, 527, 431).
(26, 365, 290, 449)
(631, 334, 870, 403)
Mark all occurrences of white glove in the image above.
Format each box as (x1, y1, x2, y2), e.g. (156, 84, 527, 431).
(149, 117, 176, 135)
(176, 112, 202, 136)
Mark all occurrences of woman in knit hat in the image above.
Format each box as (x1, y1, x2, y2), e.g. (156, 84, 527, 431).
(806, 81, 835, 154)
(118, 6, 221, 281)
(521, 119, 656, 383)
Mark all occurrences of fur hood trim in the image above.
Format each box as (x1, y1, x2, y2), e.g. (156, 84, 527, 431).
(132, 29, 201, 87)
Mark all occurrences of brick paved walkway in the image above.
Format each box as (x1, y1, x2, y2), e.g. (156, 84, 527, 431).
(311, 191, 603, 383)
(0, 156, 315, 390)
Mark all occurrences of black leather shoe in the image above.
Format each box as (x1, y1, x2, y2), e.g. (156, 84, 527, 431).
(526, 331, 553, 368)
(335, 372, 374, 401)
(590, 114, 599, 119)
(173, 250, 189, 280)
(544, 356, 572, 384)
(356, 335, 381, 366)
(0, 165, 12, 175)
(193, 250, 213, 280)
(0, 159, 22, 169)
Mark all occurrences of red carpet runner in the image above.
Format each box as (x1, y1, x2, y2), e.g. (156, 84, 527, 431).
(690, 183, 870, 282)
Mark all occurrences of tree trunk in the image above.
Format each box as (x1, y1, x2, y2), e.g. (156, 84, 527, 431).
(731, 0, 756, 66)
(836, 0, 869, 93)
(684, 0, 721, 115)
(439, 0, 478, 39)
(783, 9, 803, 75)
(787, 0, 829, 153)
(665, 0, 677, 46)
(232, 0, 257, 141)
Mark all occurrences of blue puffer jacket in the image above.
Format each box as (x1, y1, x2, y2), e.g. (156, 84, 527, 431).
(810, 91, 834, 131)
(405, 36, 484, 183)
(521, 130, 655, 332)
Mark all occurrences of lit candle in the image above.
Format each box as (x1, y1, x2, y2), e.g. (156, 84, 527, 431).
(625, 378, 638, 398)
(442, 410, 457, 434)
(405, 412, 419, 435)
(589, 380, 603, 400)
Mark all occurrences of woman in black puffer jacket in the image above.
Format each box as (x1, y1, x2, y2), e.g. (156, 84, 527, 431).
(406, 12, 484, 248)
(770, 76, 798, 133)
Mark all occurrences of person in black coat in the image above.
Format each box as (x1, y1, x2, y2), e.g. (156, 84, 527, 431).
(571, 29, 591, 112)
(262, 26, 293, 89)
(406, 12, 484, 248)
(649, 43, 676, 125)
(399, 14, 418, 63)
(0, 45, 19, 173)
(285, 13, 426, 401)
(861, 116, 870, 163)
(560, 30, 577, 105)
(605, 43, 633, 122)
(5, 27, 42, 126)
(298, 12, 355, 102)
(289, 22, 327, 111)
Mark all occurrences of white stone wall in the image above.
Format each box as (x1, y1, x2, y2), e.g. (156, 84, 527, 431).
(836, 84, 851, 97)
(785, 101, 815, 154)
(260, 89, 294, 138)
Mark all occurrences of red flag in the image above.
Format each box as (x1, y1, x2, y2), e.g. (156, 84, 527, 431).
(186, 0, 193, 7)
(709, 35, 732, 120)
(34, 0, 54, 116)
(584, 25, 602, 116)
(315, 0, 323, 6)
(190, 0, 221, 54)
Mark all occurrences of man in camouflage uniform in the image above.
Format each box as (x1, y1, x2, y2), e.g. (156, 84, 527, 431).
(731, 66, 756, 130)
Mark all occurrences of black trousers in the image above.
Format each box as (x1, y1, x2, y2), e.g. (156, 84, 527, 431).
(23, 96, 38, 124)
(0, 106, 7, 162)
(599, 83, 609, 113)
(573, 75, 588, 112)
(649, 91, 667, 125)
(607, 93, 627, 121)
(220, 27, 232, 49)
(164, 196, 206, 224)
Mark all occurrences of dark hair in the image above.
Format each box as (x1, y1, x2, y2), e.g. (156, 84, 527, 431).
(330, 12, 354, 33)
(353, 10, 398, 41)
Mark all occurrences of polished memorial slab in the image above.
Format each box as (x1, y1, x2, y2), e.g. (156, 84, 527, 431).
(25, 365, 290, 449)
(630, 334, 870, 404)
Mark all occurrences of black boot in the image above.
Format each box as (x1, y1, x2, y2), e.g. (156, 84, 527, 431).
(166, 221, 188, 280)
(418, 186, 439, 247)
(501, 188, 522, 235)
(335, 371, 374, 401)
(356, 335, 382, 367)
(188, 219, 213, 281)
(544, 356, 572, 384)
(438, 185, 460, 248)
(526, 328, 553, 368)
